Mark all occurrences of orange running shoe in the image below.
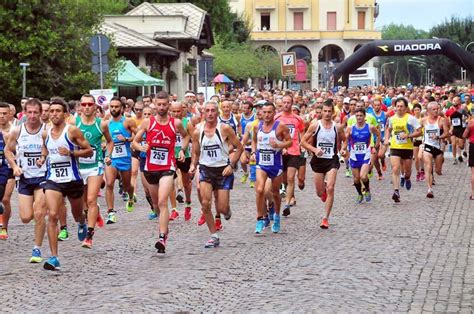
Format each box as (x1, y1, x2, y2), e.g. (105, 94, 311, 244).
(0, 228, 9, 240)
(320, 218, 329, 229)
(197, 212, 206, 226)
(169, 210, 179, 221)
(0, 214, 3, 228)
(82, 238, 92, 249)
(96, 213, 104, 228)
(215, 218, 223, 231)
(382, 163, 387, 172)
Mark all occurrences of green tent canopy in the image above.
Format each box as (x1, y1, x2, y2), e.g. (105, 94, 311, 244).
(114, 60, 164, 87)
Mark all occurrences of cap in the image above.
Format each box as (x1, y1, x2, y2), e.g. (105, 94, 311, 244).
(255, 100, 267, 107)
(184, 92, 196, 97)
(343, 97, 350, 104)
(292, 105, 300, 112)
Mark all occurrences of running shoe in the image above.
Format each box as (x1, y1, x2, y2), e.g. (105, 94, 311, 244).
(282, 205, 291, 217)
(420, 170, 425, 181)
(249, 181, 255, 188)
(30, 248, 43, 263)
(176, 190, 184, 204)
(271, 214, 281, 233)
(320, 218, 329, 229)
(453, 159, 459, 165)
(184, 206, 192, 221)
(279, 184, 286, 197)
(215, 218, 223, 231)
(255, 219, 265, 234)
(148, 211, 158, 220)
(43, 256, 60, 271)
(356, 194, 363, 204)
(458, 156, 464, 163)
(197, 213, 206, 226)
(392, 191, 400, 203)
(364, 191, 372, 202)
(400, 176, 405, 188)
(368, 170, 374, 179)
(264, 215, 271, 228)
(82, 238, 93, 249)
(224, 208, 232, 220)
(122, 192, 129, 202)
(106, 211, 117, 224)
(0, 214, 3, 228)
(96, 212, 105, 228)
(58, 228, 69, 241)
(126, 199, 135, 213)
(405, 179, 412, 191)
(118, 183, 123, 195)
(416, 172, 420, 182)
(155, 235, 167, 253)
(240, 173, 248, 184)
(345, 168, 352, 177)
(77, 223, 87, 241)
(133, 194, 137, 203)
(377, 174, 384, 180)
(320, 190, 327, 203)
(463, 151, 468, 158)
(204, 235, 220, 248)
(268, 203, 275, 221)
(0, 229, 8, 240)
(427, 190, 434, 198)
(298, 181, 305, 190)
(169, 209, 179, 221)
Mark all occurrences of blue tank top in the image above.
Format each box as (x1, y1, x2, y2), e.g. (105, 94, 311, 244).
(349, 123, 371, 161)
(0, 132, 8, 169)
(374, 111, 387, 140)
(256, 121, 283, 169)
(219, 114, 238, 134)
(240, 112, 255, 135)
(109, 116, 131, 159)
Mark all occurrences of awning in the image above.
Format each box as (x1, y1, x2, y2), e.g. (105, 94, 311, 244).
(212, 73, 233, 83)
(114, 60, 164, 87)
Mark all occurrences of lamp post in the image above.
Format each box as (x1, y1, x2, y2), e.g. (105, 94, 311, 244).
(19, 62, 30, 98)
(380, 62, 394, 85)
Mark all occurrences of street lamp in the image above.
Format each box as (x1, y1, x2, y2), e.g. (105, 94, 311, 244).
(19, 62, 30, 98)
(380, 62, 394, 85)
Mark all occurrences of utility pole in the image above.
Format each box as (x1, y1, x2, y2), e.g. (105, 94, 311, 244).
(19, 63, 30, 98)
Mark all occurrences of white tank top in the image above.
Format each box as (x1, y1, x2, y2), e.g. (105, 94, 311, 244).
(423, 117, 441, 149)
(198, 123, 229, 167)
(46, 125, 82, 183)
(313, 121, 337, 159)
(17, 123, 47, 178)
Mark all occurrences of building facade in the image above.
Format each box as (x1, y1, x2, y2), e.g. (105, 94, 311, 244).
(229, 0, 381, 89)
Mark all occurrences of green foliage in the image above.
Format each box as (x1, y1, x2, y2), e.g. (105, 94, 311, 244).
(0, 1, 120, 104)
(210, 43, 281, 81)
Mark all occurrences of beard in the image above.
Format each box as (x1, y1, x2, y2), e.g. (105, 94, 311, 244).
(110, 110, 121, 118)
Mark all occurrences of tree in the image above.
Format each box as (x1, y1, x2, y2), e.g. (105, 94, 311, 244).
(429, 16, 474, 85)
(0, 1, 119, 104)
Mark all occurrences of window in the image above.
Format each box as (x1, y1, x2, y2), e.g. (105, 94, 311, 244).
(294, 12, 303, 30)
(260, 13, 270, 30)
(357, 11, 365, 30)
(327, 12, 336, 30)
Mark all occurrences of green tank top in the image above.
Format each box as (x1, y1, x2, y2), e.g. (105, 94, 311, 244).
(76, 116, 104, 169)
(175, 117, 190, 159)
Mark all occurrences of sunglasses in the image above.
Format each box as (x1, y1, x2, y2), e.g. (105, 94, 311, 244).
(81, 102, 95, 107)
(134, 108, 143, 112)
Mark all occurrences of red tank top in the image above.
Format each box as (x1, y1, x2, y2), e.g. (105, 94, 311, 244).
(145, 116, 177, 172)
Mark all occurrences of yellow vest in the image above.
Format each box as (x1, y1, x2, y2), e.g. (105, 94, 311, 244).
(390, 113, 412, 149)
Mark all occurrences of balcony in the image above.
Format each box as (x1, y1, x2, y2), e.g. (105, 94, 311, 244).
(251, 30, 321, 41)
(354, 0, 375, 8)
(342, 30, 381, 40)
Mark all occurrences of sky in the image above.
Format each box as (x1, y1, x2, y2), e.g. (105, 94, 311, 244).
(374, 0, 473, 31)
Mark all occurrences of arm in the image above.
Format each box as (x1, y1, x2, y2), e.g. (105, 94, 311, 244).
(175, 119, 190, 162)
(101, 120, 114, 165)
(342, 126, 351, 152)
(4, 127, 21, 176)
(337, 123, 347, 157)
(250, 123, 258, 163)
(189, 128, 201, 175)
(370, 125, 381, 148)
(132, 119, 149, 153)
(384, 118, 392, 145)
(300, 120, 319, 156)
(462, 120, 471, 139)
(64, 126, 93, 158)
(274, 124, 292, 149)
(36, 130, 49, 168)
(440, 117, 450, 140)
(222, 125, 243, 176)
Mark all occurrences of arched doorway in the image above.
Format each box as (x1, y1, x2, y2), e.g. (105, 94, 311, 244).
(288, 45, 312, 84)
(318, 44, 345, 89)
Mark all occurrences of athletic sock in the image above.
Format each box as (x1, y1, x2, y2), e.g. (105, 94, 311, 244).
(363, 179, 370, 192)
(33, 245, 41, 250)
(60, 225, 67, 231)
(257, 216, 265, 220)
(107, 208, 115, 213)
(354, 182, 363, 195)
(211, 233, 218, 238)
(87, 227, 95, 239)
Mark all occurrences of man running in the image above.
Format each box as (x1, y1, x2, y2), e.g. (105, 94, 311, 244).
(105, 97, 137, 223)
(133, 91, 190, 253)
(372, 99, 388, 179)
(447, 96, 469, 165)
(383, 97, 422, 203)
(344, 108, 380, 203)
(0, 102, 13, 241)
(189, 101, 243, 248)
(71, 94, 113, 248)
(38, 98, 93, 270)
(421, 102, 449, 198)
(301, 100, 346, 229)
(251, 101, 291, 234)
(239, 101, 255, 184)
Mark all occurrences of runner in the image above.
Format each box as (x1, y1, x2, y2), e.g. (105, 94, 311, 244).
(447, 96, 469, 165)
(343, 108, 380, 203)
(0, 102, 14, 241)
(105, 97, 137, 223)
(463, 114, 474, 200)
(132, 91, 190, 253)
(371, 99, 388, 179)
(70, 94, 113, 248)
(301, 100, 346, 229)
(383, 97, 422, 203)
(189, 100, 243, 248)
(239, 101, 255, 184)
(275, 95, 305, 216)
(38, 98, 93, 270)
(130, 100, 145, 202)
(251, 101, 291, 234)
(421, 102, 449, 198)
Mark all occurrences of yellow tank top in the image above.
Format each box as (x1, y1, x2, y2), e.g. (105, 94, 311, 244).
(390, 113, 412, 149)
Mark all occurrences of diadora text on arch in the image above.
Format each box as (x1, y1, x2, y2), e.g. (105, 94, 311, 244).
(394, 43, 442, 52)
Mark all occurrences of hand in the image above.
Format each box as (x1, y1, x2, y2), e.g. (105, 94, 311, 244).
(116, 135, 127, 142)
(36, 157, 46, 168)
(189, 164, 196, 176)
(58, 146, 70, 156)
(282, 148, 288, 155)
(178, 150, 185, 162)
(314, 148, 324, 157)
(269, 139, 279, 149)
(140, 143, 149, 153)
(13, 165, 23, 177)
(399, 132, 408, 140)
(340, 149, 347, 158)
(222, 165, 233, 177)
(383, 139, 390, 146)
(371, 147, 376, 154)
(104, 156, 112, 166)
(378, 149, 385, 159)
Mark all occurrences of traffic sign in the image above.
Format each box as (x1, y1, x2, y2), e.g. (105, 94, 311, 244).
(280, 52, 297, 76)
(92, 63, 109, 73)
(89, 34, 110, 55)
(90, 89, 114, 107)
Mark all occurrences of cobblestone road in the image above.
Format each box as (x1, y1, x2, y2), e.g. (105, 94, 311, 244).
(1, 157, 473, 312)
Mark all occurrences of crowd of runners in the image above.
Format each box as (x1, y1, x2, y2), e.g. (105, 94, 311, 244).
(0, 84, 473, 271)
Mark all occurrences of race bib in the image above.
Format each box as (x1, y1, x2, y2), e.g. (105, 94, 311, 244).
(203, 144, 222, 162)
(24, 152, 42, 168)
(395, 131, 407, 144)
(353, 142, 368, 153)
(150, 147, 169, 166)
(112, 143, 127, 158)
(317, 142, 334, 159)
(287, 124, 295, 138)
(379, 123, 385, 132)
(50, 161, 70, 181)
(176, 133, 182, 148)
(258, 149, 274, 166)
(451, 118, 461, 127)
(79, 148, 96, 164)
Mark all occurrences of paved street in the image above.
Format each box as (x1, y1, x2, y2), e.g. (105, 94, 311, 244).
(1, 158, 473, 312)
